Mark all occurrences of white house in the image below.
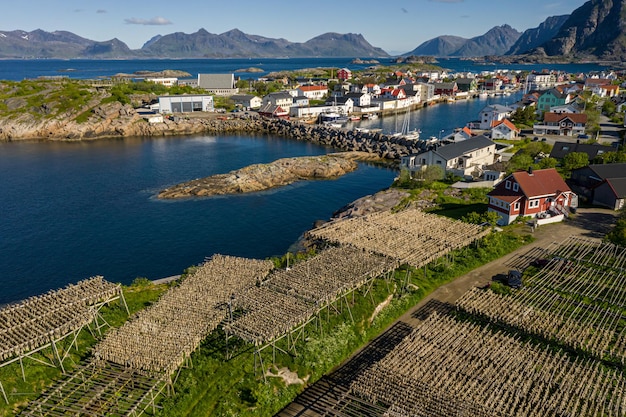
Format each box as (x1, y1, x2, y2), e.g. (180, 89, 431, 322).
(262, 91, 294, 111)
(158, 95, 214, 114)
(230, 94, 262, 110)
(344, 92, 371, 108)
(479, 104, 513, 130)
(297, 85, 328, 100)
(490, 119, 520, 140)
(400, 135, 497, 178)
(146, 77, 178, 87)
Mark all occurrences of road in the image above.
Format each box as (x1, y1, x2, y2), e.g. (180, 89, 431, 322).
(276, 207, 618, 417)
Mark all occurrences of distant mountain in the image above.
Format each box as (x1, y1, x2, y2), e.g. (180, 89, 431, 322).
(404, 35, 468, 57)
(506, 15, 570, 55)
(0, 28, 388, 59)
(404, 25, 521, 57)
(0, 29, 115, 58)
(454, 25, 521, 56)
(533, 0, 626, 60)
(142, 29, 388, 58)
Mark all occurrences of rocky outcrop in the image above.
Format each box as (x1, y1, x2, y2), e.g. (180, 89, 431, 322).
(157, 154, 359, 199)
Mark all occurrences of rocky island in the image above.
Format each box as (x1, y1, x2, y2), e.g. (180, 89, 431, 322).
(157, 153, 362, 199)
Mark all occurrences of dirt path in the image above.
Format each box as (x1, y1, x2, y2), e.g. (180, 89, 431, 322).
(276, 207, 618, 417)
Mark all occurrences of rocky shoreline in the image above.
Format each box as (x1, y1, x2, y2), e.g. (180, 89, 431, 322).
(157, 153, 360, 199)
(0, 104, 426, 160)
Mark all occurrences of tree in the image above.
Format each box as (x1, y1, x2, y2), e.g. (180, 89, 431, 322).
(423, 165, 444, 183)
(508, 153, 534, 172)
(606, 210, 626, 246)
(537, 157, 558, 169)
(562, 152, 589, 171)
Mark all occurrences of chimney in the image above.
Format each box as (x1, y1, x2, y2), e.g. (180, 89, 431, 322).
(528, 167, 533, 175)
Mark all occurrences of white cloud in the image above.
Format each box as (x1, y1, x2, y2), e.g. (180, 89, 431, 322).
(124, 17, 172, 26)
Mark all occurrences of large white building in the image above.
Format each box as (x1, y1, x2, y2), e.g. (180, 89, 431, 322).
(158, 95, 214, 114)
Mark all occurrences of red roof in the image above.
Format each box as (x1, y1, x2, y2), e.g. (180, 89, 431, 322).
(512, 168, 571, 198)
(543, 112, 588, 123)
(299, 85, 327, 92)
(491, 119, 520, 132)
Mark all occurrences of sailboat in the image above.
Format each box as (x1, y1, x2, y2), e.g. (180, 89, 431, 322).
(393, 106, 420, 140)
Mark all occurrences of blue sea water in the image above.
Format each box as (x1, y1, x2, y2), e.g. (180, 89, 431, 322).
(0, 134, 397, 304)
(0, 57, 610, 82)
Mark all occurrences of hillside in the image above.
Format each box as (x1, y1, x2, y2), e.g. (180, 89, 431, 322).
(506, 15, 570, 55)
(532, 0, 626, 60)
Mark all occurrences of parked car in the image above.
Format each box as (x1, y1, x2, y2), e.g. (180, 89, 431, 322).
(577, 134, 589, 139)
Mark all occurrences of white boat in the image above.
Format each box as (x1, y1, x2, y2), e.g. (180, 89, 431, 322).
(362, 113, 378, 120)
(395, 107, 420, 140)
(319, 112, 348, 125)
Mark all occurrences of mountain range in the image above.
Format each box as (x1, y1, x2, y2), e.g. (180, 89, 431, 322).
(0, 0, 624, 61)
(0, 29, 387, 59)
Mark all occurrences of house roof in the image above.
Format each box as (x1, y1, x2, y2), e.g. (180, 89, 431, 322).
(603, 178, 626, 198)
(584, 163, 626, 180)
(512, 168, 571, 198)
(491, 119, 520, 132)
(299, 85, 328, 92)
(434, 82, 457, 89)
(541, 88, 569, 99)
(197, 73, 235, 89)
(549, 142, 611, 160)
(258, 103, 287, 115)
(265, 91, 293, 100)
(543, 112, 588, 123)
(431, 135, 495, 160)
(230, 94, 258, 101)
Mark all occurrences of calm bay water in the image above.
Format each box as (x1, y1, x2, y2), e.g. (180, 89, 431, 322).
(0, 134, 396, 304)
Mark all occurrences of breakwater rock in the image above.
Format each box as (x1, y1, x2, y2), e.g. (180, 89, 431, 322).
(157, 154, 359, 199)
(258, 119, 425, 159)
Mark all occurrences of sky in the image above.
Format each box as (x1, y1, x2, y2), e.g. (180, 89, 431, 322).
(2, 0, 588, 55)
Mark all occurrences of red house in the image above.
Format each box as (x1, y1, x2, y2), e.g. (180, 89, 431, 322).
(487, 168, 576, 225)
(337, 68, 352, 81)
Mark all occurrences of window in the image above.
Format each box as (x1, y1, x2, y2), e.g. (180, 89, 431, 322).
(513, 183, 519, 192)
(514, 202, 520, 210)
(505, 180, 511, 190)
(529, 199, 539, 208)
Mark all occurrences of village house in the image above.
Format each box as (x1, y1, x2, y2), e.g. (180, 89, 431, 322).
(230, 94, 262, 110)
(549, 103, 583, 114)
(297, 85, 329, 100)
(487, 168, 576, 225)
(550, 141, 612, 162)
(570, 163, 626, 209)
(325, 96, 354, 113)
(537, 87, 573, 112)
(525, 72, 556, 91)
(490, 119, 520, 140)
(257, 102, 289, 119)
(400, 135, 496, 178)
(262, 91, 294, 111)
(146, 77, 177, 87)
(455, 78, 478, 93)
(344, 92, 371, 108)
(449, 126, 474, 142)
(533, 112, 587, 137)
(337, 68, 352, 81)
(433, 81, 458, 97)
(197, 73, 238, 96)
(478, 104, 513, 130)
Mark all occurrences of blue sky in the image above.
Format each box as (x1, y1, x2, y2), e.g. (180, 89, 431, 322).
(2, 0, 587, 55)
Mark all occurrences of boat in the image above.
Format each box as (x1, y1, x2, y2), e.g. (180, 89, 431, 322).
(349, 115, 361, 121)
(394, 107, 420, 140)
(362, 113, 378, 120)
(319, 112, 348, 125)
